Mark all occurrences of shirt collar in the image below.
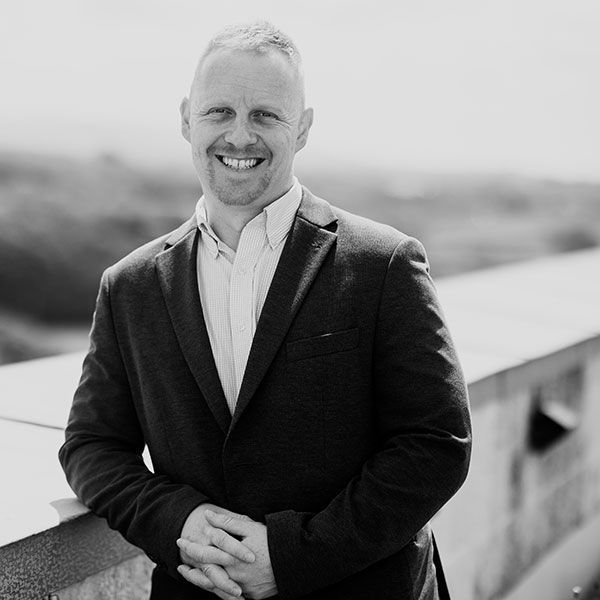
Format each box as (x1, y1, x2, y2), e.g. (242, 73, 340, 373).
(262, 177, 302, 249)
(195, 177, 302, 255)
(195, 203, 226, 259)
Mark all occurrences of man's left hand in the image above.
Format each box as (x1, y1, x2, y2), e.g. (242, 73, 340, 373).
(178, 509, 278, 600)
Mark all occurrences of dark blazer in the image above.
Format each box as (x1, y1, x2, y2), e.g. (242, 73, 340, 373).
(59, 188, 471, 600)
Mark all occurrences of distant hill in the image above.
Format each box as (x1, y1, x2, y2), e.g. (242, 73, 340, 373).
(301, 168, 600, 278)
(1, 151, 599, 363)
(0, 152, 198, 321)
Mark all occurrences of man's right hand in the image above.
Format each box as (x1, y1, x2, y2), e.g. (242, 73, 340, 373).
(178, 503, 256, 599)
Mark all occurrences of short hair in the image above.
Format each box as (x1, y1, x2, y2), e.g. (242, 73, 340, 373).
(190, 22, 307, 107)
(201, 21, 302, 67)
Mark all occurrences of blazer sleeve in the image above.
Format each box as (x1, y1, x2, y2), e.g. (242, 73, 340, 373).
(265, 236, 472, 599)
(58, 270, 208, 579)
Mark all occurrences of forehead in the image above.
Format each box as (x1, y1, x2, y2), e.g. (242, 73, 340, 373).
(193, 48, 301, 105)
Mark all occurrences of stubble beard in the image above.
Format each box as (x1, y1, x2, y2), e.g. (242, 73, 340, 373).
(205, 161, 273, 207)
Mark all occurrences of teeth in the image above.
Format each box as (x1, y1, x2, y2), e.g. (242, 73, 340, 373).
(221, 156, 260, 170)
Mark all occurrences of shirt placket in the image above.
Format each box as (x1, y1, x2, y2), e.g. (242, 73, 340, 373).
(229, 220, 265, 409)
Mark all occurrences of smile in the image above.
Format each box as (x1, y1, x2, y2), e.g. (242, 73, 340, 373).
(216, 155, 265, 170)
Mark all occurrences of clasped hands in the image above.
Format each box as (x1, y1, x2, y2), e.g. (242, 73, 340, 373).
(177, 503, 277, 600)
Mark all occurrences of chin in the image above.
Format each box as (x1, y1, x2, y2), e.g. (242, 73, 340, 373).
(212, 178, 272, 208)
(218, 194, 256, 207)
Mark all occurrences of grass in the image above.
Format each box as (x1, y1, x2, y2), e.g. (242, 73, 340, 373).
(1, 151, 599, 364)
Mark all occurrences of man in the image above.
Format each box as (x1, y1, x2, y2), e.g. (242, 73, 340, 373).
(59, 22, 471, 600)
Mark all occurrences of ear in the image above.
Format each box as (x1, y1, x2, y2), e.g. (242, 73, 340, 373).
(295, 107, 314, 153)
(180, 97, 191, 143)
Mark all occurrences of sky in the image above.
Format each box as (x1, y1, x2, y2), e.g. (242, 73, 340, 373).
(1, 0, 599, 181)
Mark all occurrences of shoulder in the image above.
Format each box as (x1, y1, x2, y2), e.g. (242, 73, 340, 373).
(103, 215, 196, 283)
(333, 206, 429, 278)
(301, 186, 425, 265)
(332, 205, 408, 247)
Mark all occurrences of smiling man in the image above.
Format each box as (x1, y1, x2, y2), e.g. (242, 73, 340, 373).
(182, 44, 312, 219)
(60, 22, 471, 600)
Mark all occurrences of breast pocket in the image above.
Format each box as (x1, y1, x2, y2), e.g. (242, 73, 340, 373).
(286, 328, 359, 362)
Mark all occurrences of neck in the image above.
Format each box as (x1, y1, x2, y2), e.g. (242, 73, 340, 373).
(203, 199, 262, 251)
(203, 180, 296, 250)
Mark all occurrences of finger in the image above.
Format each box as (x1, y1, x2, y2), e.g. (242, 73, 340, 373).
(201, 563, 244, 598)
(213, 589, 246, 600)
(177, 538, 237, 567)
(177, 564, 243, 599)
(220, 508, 252, 522)
(178, 564, 214, 589)
(206, 509, 254, 538)
(208, 526, 255, 564)
(205, 525, 255, 564)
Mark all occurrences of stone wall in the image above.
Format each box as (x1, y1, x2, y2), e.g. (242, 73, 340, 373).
(0, 511, 152, 600)
(434, 337, 600, 600)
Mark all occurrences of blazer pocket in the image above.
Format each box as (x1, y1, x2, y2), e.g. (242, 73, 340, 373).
(286, 328, 359, 362)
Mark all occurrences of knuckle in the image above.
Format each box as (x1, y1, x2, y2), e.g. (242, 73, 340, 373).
(194, 570, 213, 589)
(213, 530, 227, 547)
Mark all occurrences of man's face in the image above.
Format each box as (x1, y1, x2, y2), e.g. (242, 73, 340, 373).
(181, 48, 313, 209)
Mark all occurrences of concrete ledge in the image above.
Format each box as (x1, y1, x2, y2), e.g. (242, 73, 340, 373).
(436, 247, 600, 386)
(52, 554, 153, 600)
(0, 511, 148, 599)
(433, 332, 600, 600)
(500, 510, 600, 600)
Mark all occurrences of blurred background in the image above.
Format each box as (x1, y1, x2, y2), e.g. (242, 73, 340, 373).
(1, 0, 599, 365)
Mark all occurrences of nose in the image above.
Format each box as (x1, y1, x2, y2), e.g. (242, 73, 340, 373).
(223, 115, 258, 148)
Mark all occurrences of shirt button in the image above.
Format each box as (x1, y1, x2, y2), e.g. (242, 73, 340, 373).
(239, 323, 246, 332)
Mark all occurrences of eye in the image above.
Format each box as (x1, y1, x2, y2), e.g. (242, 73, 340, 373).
(207, 107, 232, 116)
(254, 110, 278, 120)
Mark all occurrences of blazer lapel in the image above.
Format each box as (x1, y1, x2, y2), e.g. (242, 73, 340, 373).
(231, 190, 338, 428)
(156, 219, 232, 433)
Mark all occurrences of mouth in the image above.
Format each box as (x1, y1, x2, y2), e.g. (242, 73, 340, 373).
(216, 155, 266, 171)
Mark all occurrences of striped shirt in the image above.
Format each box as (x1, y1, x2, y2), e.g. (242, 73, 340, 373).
(195, 178, 302, 413)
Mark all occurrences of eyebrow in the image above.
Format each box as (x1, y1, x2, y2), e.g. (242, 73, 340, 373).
(193, 98, 289, 115)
